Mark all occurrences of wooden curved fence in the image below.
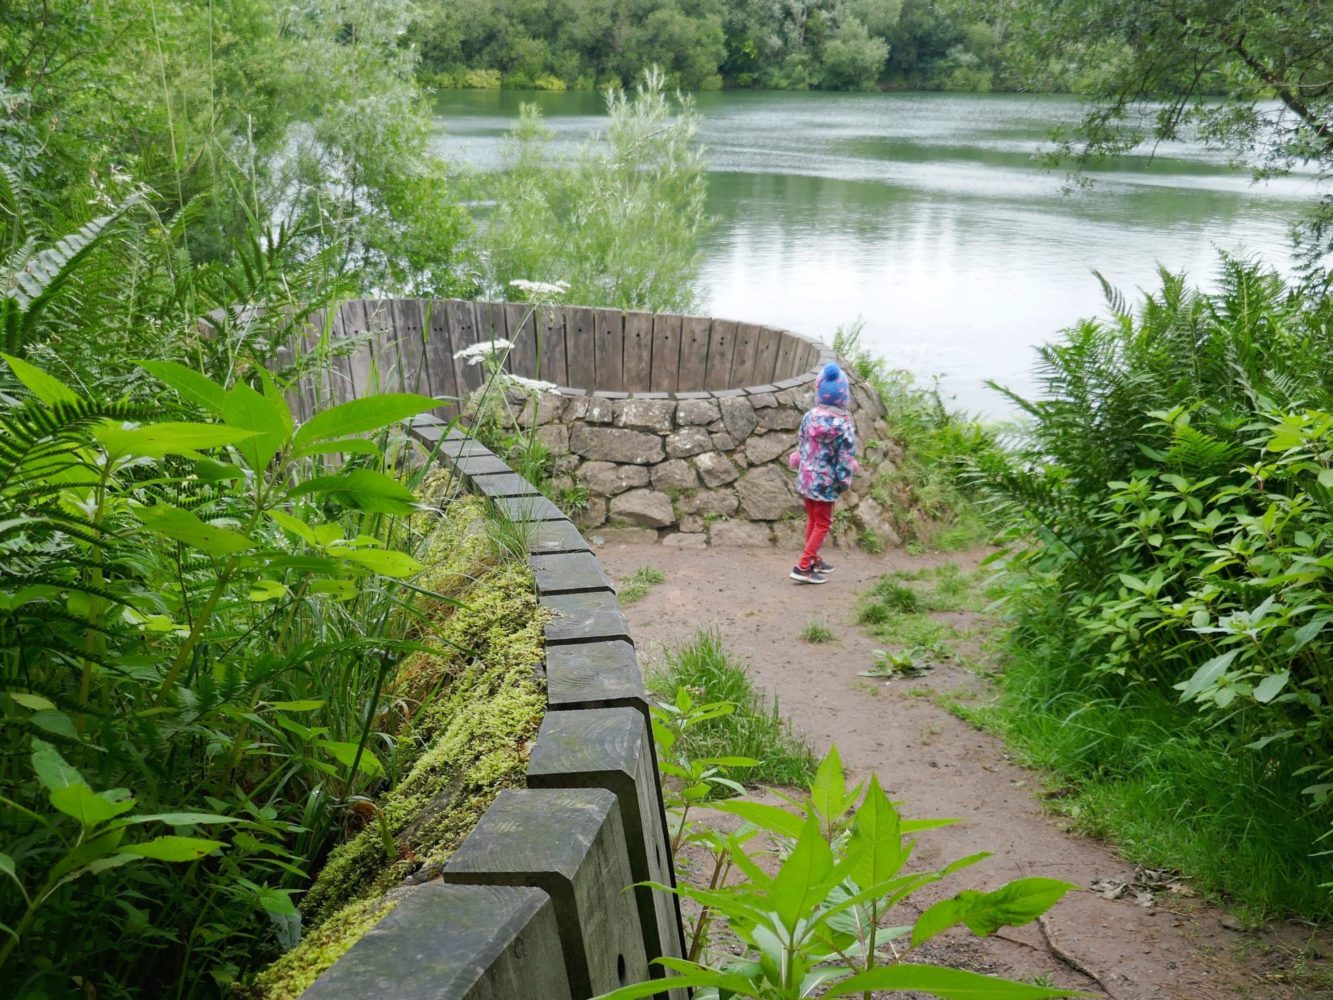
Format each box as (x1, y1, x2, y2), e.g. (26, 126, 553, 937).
(284, 299, 833, 421)
(298, 416, 685, 1000)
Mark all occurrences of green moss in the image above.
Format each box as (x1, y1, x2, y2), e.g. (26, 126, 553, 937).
(247, 487, 551, 996)
(247, 896, 397, 1000)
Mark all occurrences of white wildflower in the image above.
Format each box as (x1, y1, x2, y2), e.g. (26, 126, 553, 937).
(453, 338, 514, 365)
(508, 279, 570, 298)
(505, 374, 558, 394)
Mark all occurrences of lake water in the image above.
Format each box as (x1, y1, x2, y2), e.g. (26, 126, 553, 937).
(430, 90, 1317, 417)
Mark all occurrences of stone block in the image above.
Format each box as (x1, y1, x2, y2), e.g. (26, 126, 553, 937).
(678, 488, 739, 517)
(571, 426, 666, 465)
(493, 494, 566, 523)
(675, 398, 720, 426)
(758, 406, 803, 432)
(651, 459, 699, 491)
(710, 432, 736, 452)
(575, 496, 608, 530)
(535, 423, 570, 455)
(609, 489, 675, 529)
(443, 788, 650, 1000)
(585, 396, 615, 423)
(745, 433, 792, 466)
(772, 518, 806, 549)
(736, 466, 800, 520)
(709, 520, 773, 547)
(853, 497, 903, 550)
(694, 451, 739, 488)
(579, 461, 651, 497)
(300, 883, 570, 1000)
(614, 398, 675, 434)
(527, 710, 686, 1000)
(664, 427, 710, 459)
(662, 531, 707, 549)
(718, 396, 758, 442)
(747, 391, 778, 409)
(468, 472, 540, 499)
(591, 527, 660, 546)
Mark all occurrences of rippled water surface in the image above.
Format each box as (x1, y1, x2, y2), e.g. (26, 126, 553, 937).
(432, 90, 1315, 416)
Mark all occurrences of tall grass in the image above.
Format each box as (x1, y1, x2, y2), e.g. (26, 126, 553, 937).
(651, 629, 816, 790)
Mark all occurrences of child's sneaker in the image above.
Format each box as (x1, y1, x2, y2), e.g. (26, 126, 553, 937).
(813, 557, 835, 573)
(790, 565, 828, 584)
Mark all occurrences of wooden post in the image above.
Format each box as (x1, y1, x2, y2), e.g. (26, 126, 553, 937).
(443, 788, 651, 1000)
(299, 883, 571, 1000)
(527, 709, 687, 1000)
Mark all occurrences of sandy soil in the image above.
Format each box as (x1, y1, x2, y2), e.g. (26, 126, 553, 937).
(594, 533, 1331, 1000)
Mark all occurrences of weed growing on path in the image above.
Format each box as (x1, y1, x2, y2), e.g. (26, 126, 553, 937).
(619, 565, 666, 605)
(801, 620, 835, 644)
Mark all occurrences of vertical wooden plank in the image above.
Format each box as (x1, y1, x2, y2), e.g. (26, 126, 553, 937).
(773, 332, 799, 383)
(537, 304, 570, 387)
(621, 311, 654, 393)
(592, 308, 625, 393)
(446, 299, 483, 396)
(676, 315, 712, 393)
(363, 298, 397, 396)
(504, 301, 539, 381)
(648, 313, 682, 393)
(565, 306, 596, 391)
(338, 300, 371, 399)
(704, 318, 738, 391)
(424, 299, 460, 417)
(751, 326, 781, 385)
(729, 320, 762, 388)
(326, 301, 358, 406)
(392, 299, 430, 396)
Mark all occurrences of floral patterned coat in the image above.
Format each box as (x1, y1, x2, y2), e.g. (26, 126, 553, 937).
(790, 404, 858, 501)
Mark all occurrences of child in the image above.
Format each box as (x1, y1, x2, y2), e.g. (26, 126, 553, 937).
(787, 362, 859, 584)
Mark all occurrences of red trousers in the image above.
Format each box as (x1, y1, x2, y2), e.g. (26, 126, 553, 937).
(798, 498, 834, 571)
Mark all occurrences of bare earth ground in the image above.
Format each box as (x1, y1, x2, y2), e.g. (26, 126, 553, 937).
(594, 534, 1332, 1000)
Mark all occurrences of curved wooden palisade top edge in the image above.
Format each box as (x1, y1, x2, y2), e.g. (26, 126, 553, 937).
(305, 299, 833, 396)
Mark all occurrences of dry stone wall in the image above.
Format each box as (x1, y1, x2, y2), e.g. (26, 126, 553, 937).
(491, 376, 904, 550)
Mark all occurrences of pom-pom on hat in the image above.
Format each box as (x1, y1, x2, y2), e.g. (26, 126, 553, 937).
(816, 362, 850, 408)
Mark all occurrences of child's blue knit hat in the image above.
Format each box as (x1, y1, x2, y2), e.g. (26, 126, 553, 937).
(816, 362, 850, 408)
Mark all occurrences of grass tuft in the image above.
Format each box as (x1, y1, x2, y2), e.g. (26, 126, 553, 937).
(619, 565, 665, 605)
(652, 628, 816, 789)
(801, 620, 835, 644)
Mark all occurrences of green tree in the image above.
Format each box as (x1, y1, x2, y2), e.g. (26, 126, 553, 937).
(989, 0, 1333, 273)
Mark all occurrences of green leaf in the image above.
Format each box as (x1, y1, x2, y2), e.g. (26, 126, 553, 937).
(1252, 671, 1289, 704)
(49, 784, 135, 828)
(119, 836, 225, 862)
(223, 380, 291, 472)
(291, 438, 382, 459)
(139, 360, 226, 414)
(247, 579, 288, 602)
(0, 852, 16, 883)
(134, 504, 255, 556)
(292, 393, 437, 450)
(830, 963, 1086, 998)
(1318, 468, 1333, 489)
(711, 800, 806, 838)
(317, 740, 383, 777)
(118, 812, 235, 827)
(268, 509, 318, 545)
(10, 692, 55, 711)
(267, 700, 325, 712)
(334, 547, 423, 578)
(1175, 649, 1239, 701)
(848, 774, 904, 891)
(31, 738, 84, 791)
(94, 421, 256, 459)
(810, 744, 847, 825)
(912, 878, 1079, 947)
(291, 469, 418, 514)
(256, 885, 299, 917)
(1, 352, 78, 405)
(770, 814, 836, 932)
(30, 709, 78, 740)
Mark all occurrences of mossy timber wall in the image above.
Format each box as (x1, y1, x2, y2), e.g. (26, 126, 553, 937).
(298, 415, 685, 1000)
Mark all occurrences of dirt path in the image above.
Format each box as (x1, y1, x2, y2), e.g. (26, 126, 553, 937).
(594, 533, 1328, 1000)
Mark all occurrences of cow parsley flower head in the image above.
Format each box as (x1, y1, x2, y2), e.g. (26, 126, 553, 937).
(506, 374, 558, 394)
(453, 339, 514, 365)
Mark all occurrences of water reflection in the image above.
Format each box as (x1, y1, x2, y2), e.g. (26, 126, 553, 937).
(432, 90, 1309, 416)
